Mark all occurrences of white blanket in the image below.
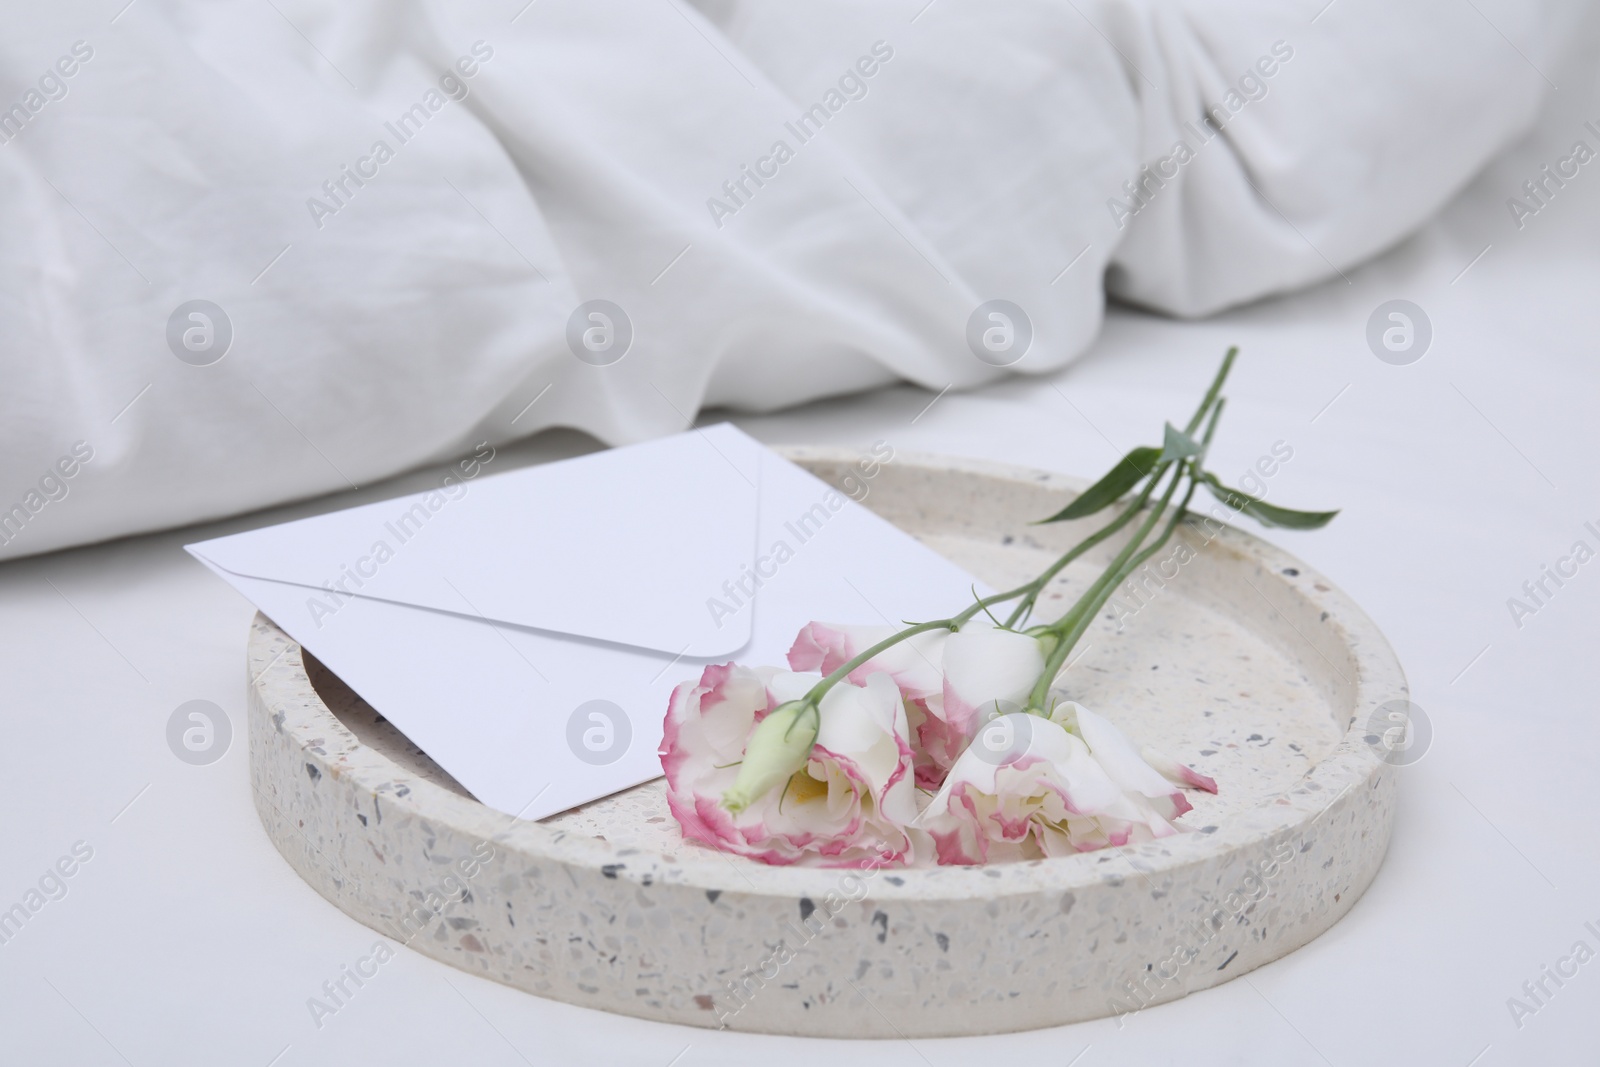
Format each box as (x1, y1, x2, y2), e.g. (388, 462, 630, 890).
(1, 0, 1584, 558)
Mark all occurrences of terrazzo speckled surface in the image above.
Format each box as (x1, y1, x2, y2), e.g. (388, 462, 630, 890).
(247, 448, 1403, 1037)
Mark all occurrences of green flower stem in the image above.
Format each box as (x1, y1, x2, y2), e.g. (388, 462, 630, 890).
(1005, 346, 1238, 629)
(1184, 346, 1236, 437)
(1043, 459, 1188, 638)
(1003, 473, 1162, 628)
(1023, 460, 1186, 707)
(1026, 466, 1202, 711)
(1024, 399, 1227, 711)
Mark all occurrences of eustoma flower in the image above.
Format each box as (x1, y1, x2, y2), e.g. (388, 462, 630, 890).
(660, 347, 1333, 866)
(660, 664, 925, 866)
(920, 701, 1216, 864)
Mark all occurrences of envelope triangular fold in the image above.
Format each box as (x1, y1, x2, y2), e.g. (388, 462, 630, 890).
(192, 424, 761, 657)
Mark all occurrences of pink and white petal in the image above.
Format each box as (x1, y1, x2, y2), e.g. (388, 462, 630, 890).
(941, 623, 1045, 727)
(1032, 725, 1138, 818)
(814, 673, 905, 796)
(789, 622, 947, 699)
(926, 731, 1006, 812)
(761, 666, 820, 710)
(878, 761, 925, 832)
(851, 628, 949, 698)
(660, 664, 770, 783)
(787, 622, 886, 675)
(879, 692, 920, 799)
(1070, 703, 1193, 803)
(909, 696, 970, 789)
(922, 780, 993, 865)
(1141, 744, 1220, 794)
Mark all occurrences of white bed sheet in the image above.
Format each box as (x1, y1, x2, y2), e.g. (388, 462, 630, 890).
(3, 0, 1590, 562)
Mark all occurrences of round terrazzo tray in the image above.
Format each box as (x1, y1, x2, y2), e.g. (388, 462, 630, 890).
(247, 447, 1404, 1038)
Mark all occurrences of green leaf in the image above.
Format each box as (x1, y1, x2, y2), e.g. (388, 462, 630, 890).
(1200, 473, 1340, 530)
(1160, 422, 1203, 463)
(1035, 446, 1161, 524)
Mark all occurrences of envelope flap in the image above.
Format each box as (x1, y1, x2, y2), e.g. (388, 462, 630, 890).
(188, 425, 763, 656)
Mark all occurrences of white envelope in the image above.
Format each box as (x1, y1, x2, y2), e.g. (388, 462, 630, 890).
(187, 424, 982, 819)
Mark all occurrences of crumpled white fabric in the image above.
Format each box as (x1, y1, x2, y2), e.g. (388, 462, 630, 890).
(0, 0, 1583, 557)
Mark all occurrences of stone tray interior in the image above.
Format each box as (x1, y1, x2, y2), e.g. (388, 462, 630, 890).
(247, 447, 1403, 1037)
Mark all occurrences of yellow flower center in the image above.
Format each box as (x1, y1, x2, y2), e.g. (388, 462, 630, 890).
(785, 767, 830, 806)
